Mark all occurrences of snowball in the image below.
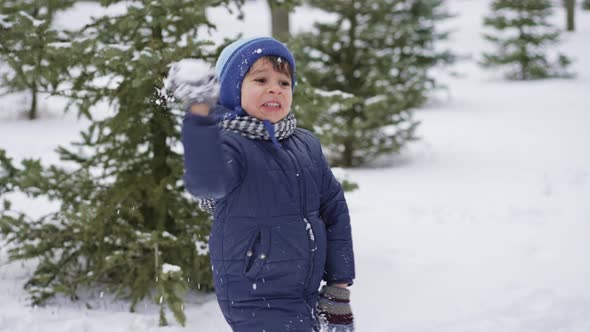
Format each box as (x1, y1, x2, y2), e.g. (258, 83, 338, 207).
(166, 58, 213, 85)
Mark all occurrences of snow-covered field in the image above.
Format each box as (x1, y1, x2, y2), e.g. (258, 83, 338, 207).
(2, 0, 590, 331)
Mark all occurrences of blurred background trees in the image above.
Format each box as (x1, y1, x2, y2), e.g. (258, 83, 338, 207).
(481, 0, 572, 80)
(0, 0, 75, 120)
(291, 0, 454, 167)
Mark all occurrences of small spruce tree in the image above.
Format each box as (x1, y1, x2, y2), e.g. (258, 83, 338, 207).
(583, 0, 590, 10)
(0, 0, 243, 326)
(0, 0, 74, 119)
(482, 0, 572, 80)
(292, 0, 454, 167)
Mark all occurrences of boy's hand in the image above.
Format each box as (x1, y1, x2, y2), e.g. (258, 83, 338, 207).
(318, 285, 354, 331)
(165, 59, 219, 113)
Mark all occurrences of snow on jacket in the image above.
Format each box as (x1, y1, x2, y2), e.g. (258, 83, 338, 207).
(181, 111, 355, 332)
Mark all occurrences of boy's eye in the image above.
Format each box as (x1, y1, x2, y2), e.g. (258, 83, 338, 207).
(254, 78, 266, 83)
(280, 81, 291, 87)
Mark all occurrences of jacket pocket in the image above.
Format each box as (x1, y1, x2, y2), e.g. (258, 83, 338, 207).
(243, 227, 270, 280)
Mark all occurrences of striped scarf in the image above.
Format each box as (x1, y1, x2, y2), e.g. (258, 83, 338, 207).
(198, 113, 297, 214)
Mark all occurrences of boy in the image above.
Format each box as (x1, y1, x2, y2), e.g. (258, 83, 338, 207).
(168, 37, 355, 332)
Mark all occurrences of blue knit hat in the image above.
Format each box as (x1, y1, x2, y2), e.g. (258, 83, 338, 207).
(215, 37, 296, 116)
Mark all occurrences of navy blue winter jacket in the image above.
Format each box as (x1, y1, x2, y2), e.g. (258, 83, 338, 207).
(182, 111, 355, 332)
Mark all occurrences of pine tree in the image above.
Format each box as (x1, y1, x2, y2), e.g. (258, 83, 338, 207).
(0, 0, 243, 326)
(482, 0, 572, 80)
(291, 0, 453, 167)
(0, 0, 74, 119)
(583, 0, 590, 10)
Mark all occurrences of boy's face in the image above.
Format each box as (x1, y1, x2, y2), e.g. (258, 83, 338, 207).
(240, 58, 292, 124)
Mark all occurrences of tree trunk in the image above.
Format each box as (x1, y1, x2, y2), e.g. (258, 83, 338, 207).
(29, 83, 38, 120)
(566, 0, 575, 31)
(268, 2, 290, 41)
(149, 25, 171, 232)
(342, 4, 359, 168)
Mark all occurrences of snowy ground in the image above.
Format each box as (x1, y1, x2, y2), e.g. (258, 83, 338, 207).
(2, 0, 590, 331)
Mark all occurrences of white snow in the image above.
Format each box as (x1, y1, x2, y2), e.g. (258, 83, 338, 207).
(18, 11, 45, 27)
(52, 1, 131, 32)
(313, 88, 355, 99)
(0, 14, 12, 29)
(195, 240, 209, 256)
(162, 264, 181, 274)
(1, 0, 590, 331)
(161, 231, 177, 241)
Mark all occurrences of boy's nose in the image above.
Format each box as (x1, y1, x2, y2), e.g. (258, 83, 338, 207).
(267, 82, 282, 94)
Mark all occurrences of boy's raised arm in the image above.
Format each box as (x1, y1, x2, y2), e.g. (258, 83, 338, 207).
(181, 108, 244, 199)
(167, 59, 244, 200)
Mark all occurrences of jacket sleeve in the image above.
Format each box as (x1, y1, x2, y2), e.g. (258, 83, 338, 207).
(181, 111, 244, 200)
(319, 152, 355, 286)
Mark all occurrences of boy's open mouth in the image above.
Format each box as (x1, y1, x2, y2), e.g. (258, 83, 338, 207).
(261, 101, 282, 110)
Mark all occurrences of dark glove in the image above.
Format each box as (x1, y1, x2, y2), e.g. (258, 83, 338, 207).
(318, 285, 354, 332)
(164, 58, 219, 111)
